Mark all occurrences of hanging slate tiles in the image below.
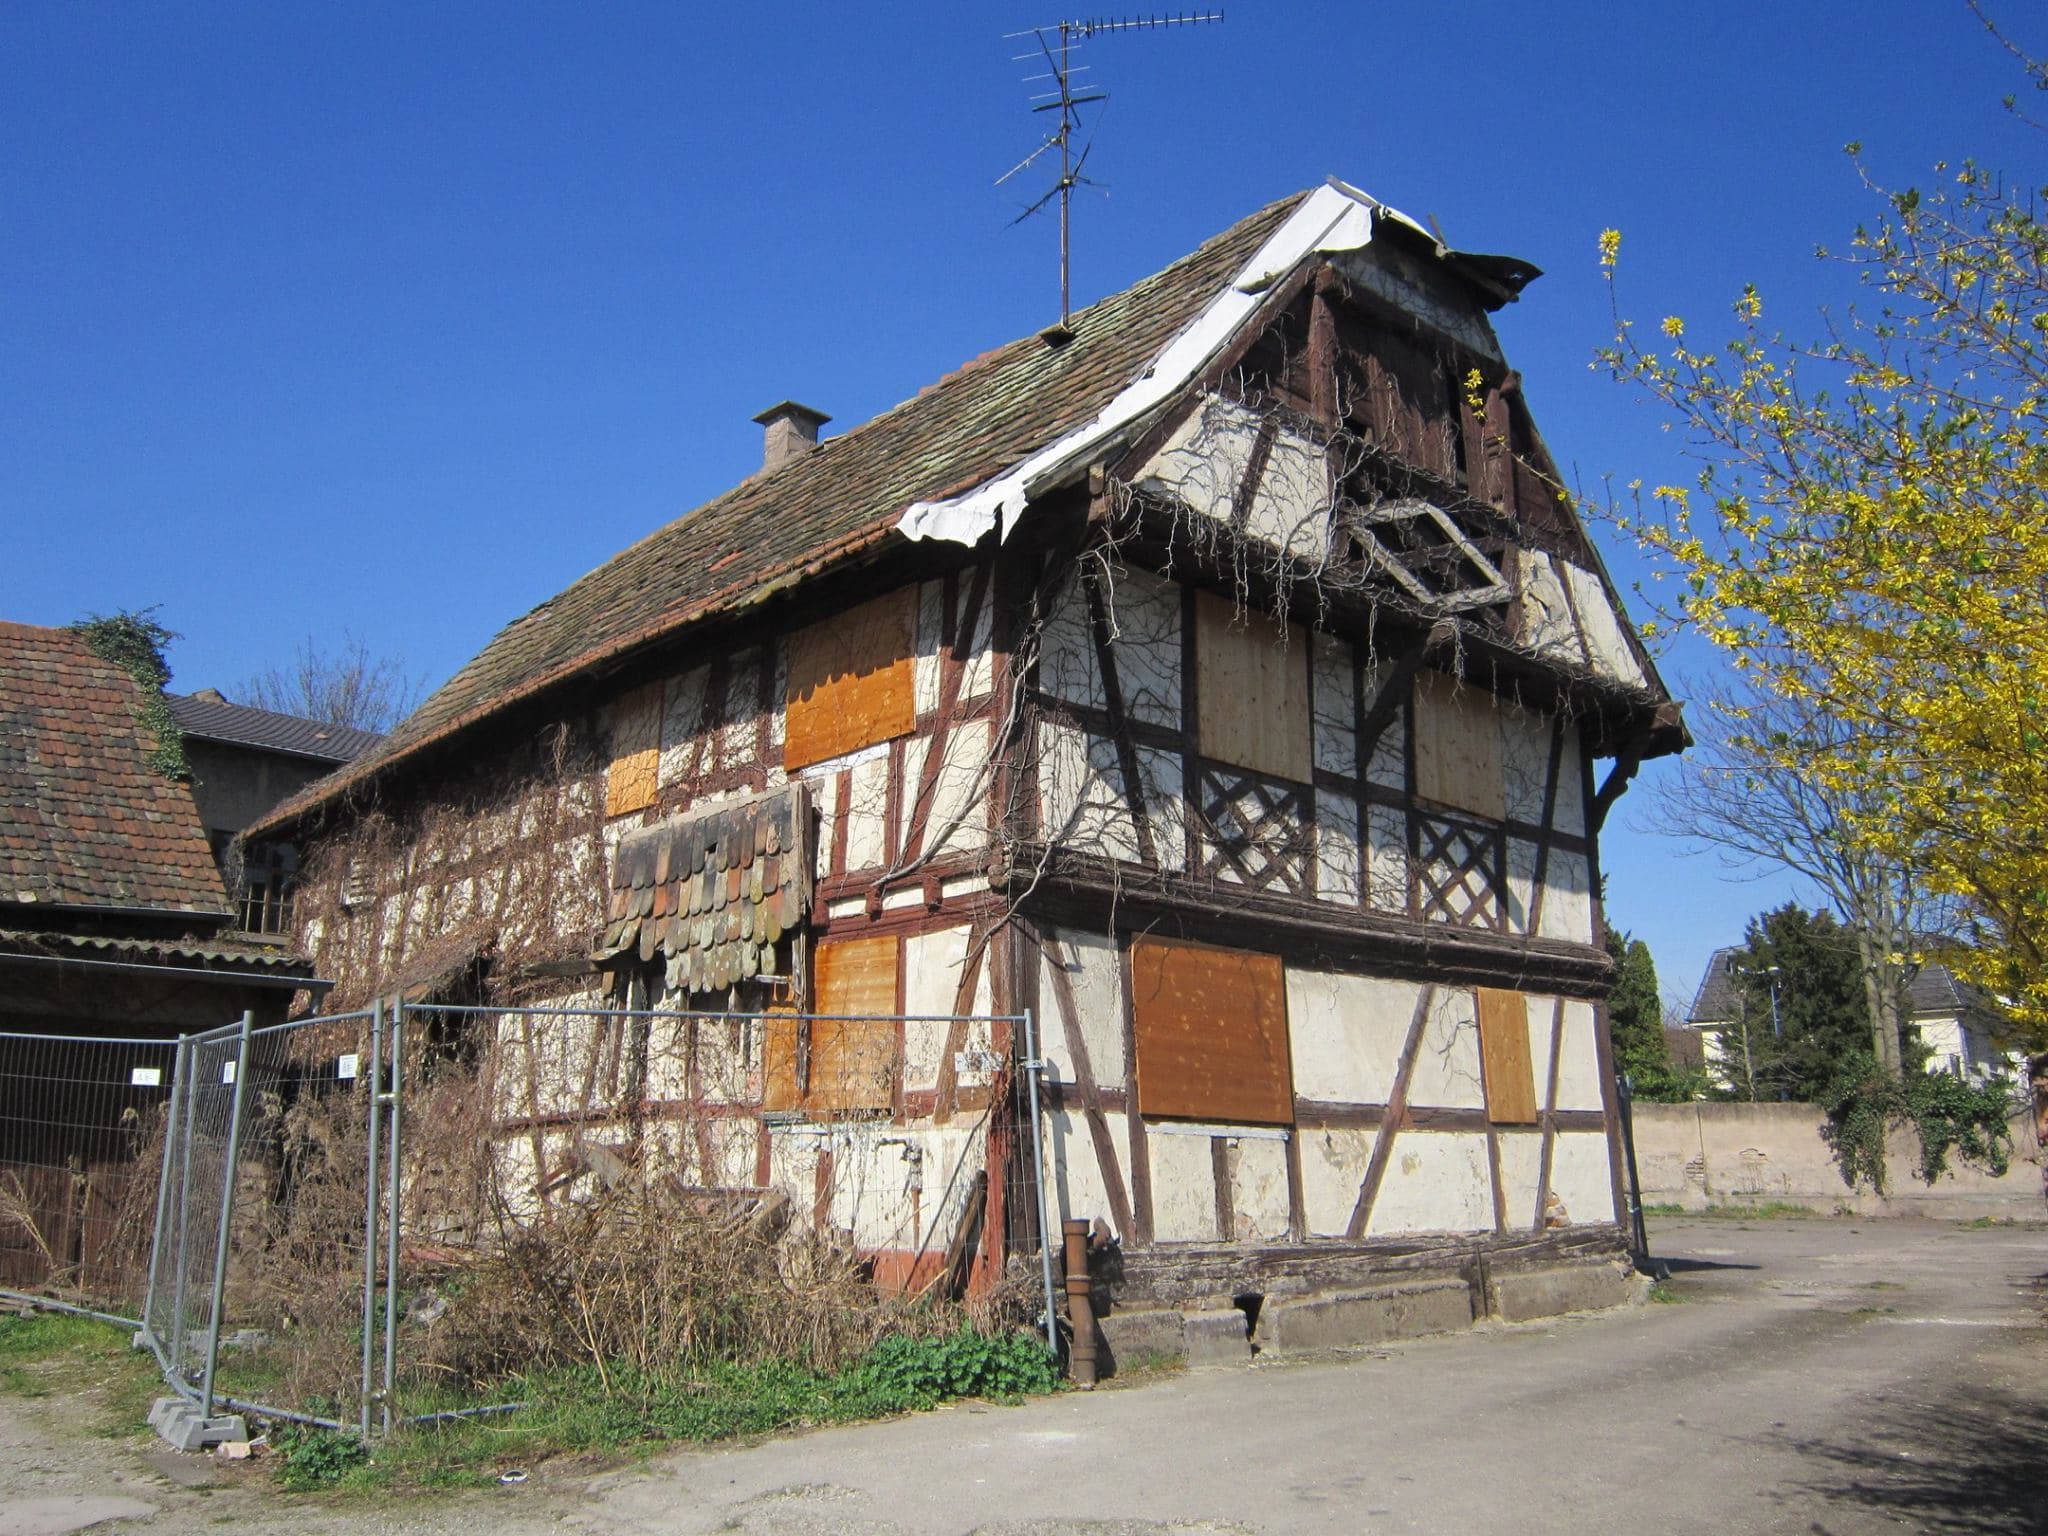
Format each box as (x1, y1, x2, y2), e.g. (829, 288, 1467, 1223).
(592, 782, 811, 993)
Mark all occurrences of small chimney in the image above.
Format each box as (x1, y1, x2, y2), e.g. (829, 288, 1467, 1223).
(752, 400, 831, 474)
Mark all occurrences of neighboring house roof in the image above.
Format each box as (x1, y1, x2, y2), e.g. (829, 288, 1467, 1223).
(167, 691, 384, 764)
(1688, 943, 1978, 1025)
(0, 621, 228, 915)
(252, 190, 1311, 837)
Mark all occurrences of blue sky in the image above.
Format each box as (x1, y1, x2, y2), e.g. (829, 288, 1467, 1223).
(4, 2, 2040, 1013)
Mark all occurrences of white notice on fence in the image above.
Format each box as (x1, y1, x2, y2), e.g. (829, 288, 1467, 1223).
(337, 1053, 359, 1081)
(130, 1066, 162, 1087)
(222, 1061, 237, 1084)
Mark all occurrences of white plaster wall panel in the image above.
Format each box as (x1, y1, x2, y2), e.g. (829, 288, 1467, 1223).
(1495, 1130, 1545, 1229)
(1547, 1131, 1617, 1226)
(1146, 1129, 1222, 1242)
(1227, 1135, 1292, 1241)
(1406, 988, 1485, 1110)
(1299, 1126, 1375, 1237)
(1563, 562, 1650, 690)
(1512, 550, 1586, 671)
(1361, 663, 1407, 788)
(1036, 573, 1099, 710)
(1136, 395, 1260, 531)
(1554, 1000, 1607, 1112)
(1365, 804, 1409, 913)
(1313, 790, 1362, 906)
(1537, 851, 1594, 944)
(1136, 746, 1185, 872)
(914, 580, 946, 715)
(1038, 721, 1141, 863)
(843, 753, 892, 870)
(1043, 1107, 1130, 1235)
(927, 720, 994, 858)
(1311, 631, 1357, 777)
(1286, 969, 1413, 1104)
(1103, 567, 1183, 728)
(1040, 928, 1126, 1087)
(1365, 1131, 1494, 1235)
(1504, 836, 1538, 936)
(1246, 425, 1334, 564)
(1556, 726, 1587, 837)
(1501, 704, 1553, 824)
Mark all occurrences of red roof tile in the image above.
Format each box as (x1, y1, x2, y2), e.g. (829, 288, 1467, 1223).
(0, 622, 229, 915)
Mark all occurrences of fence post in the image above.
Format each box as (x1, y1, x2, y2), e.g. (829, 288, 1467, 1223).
(140, 1034, 188, 1347)
(199, 1011, 254, 1420)
(382, 997, 405, 1433)
(359, 998, 384, 1443)
(1019, 1007, 1060, 1358)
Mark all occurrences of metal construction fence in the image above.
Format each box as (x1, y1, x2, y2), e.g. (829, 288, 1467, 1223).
(0, 999, 1053, 1441)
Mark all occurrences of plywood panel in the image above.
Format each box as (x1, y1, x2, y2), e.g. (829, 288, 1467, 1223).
(605, 683, 663, 818)
(1413, 670, 1503, 819)
(1131, 936, 1292, 1126)
(1476, 987, 1538, 1125)
(1194, 590, 1311, 784)
(785, 588, 916, 772)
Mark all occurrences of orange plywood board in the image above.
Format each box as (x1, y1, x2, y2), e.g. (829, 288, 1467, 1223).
(1194, 591, 1312, 785)
(1131, 936, 1293, 1126)
(1413, 670, 1504, 819)
(784, 588, 916, 772)
(1476, 987, 1538, 1125)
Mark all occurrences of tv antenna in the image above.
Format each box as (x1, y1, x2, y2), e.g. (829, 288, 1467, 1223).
(1000, 11, 1224, 335)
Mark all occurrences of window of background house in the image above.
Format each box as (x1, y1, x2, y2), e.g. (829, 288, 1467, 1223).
(1412, 670, 1504, 819)
(1130, 935, 1293, 1126)
(1474, 986, 1538, 1124)
(1193, 589, 1312, 783)
(784, 588, 916, 772)
(765, 933, 897, 1114)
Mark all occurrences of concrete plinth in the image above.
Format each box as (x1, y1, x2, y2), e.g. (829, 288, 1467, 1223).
(1251, 1277, 1474, 1355)
(148, 1396, 246, 1453)
(1489, 1262, 1635, 1322)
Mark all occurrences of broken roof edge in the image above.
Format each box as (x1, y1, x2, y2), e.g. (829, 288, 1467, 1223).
(898, 178, 1543, 551)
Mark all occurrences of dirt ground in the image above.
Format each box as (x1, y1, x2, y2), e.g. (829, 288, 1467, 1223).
(3, 1214, 2044, 1536)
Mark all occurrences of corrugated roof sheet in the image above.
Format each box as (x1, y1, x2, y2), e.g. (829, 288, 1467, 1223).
(251, 191, 1310, 838)
(167, 693, 384, 763)
(0, 621, 229, 915)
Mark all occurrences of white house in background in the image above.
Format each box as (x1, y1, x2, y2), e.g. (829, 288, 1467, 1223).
(1686, 946, 2023, 1084)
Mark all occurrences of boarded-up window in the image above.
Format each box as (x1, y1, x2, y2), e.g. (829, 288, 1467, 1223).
(605, 683, 663, 818)
(1194, 590, 1311, 784)
(1131, 936, 1293, 1126)
(1475, 987, 1538, 1124)
(765, 934, 897, 1113)
(1413, 670, 1503, 819)
(784, 589, 916, 772)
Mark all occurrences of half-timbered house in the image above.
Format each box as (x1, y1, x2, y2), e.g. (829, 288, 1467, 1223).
(252, 179, 1683, 1346)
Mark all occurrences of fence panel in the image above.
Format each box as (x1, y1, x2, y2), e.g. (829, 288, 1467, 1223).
(0, 1029, 180, 1317)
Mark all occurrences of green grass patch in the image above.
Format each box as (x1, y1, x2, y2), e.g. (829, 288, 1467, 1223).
(281, 1326, 1061, 1494)
(0, 1310, 161, 1435)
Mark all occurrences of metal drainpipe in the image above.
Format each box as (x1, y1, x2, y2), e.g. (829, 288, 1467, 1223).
(1019, 1008, 1060, 1359)
(1062, 1219, 1096, 1388)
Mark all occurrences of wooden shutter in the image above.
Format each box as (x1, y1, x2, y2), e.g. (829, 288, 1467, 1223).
(1413, 670, 1503, 819)
(809, 935, 898, 1111)
(1194, 590, 1312, 784)
(1475, 987, 1538, 1124)
(605, 683, 663, 818)
(1131, 936, 1293, 1126)
(784, 588, 916, 772)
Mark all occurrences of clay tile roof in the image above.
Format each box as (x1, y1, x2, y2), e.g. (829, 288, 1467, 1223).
(251, 191, 1309, 838)
(166, 693, 384, 764)
(0, 621, 230, 915)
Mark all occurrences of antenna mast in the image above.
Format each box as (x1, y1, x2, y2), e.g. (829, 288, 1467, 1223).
(1001, 10, 1224, 334)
